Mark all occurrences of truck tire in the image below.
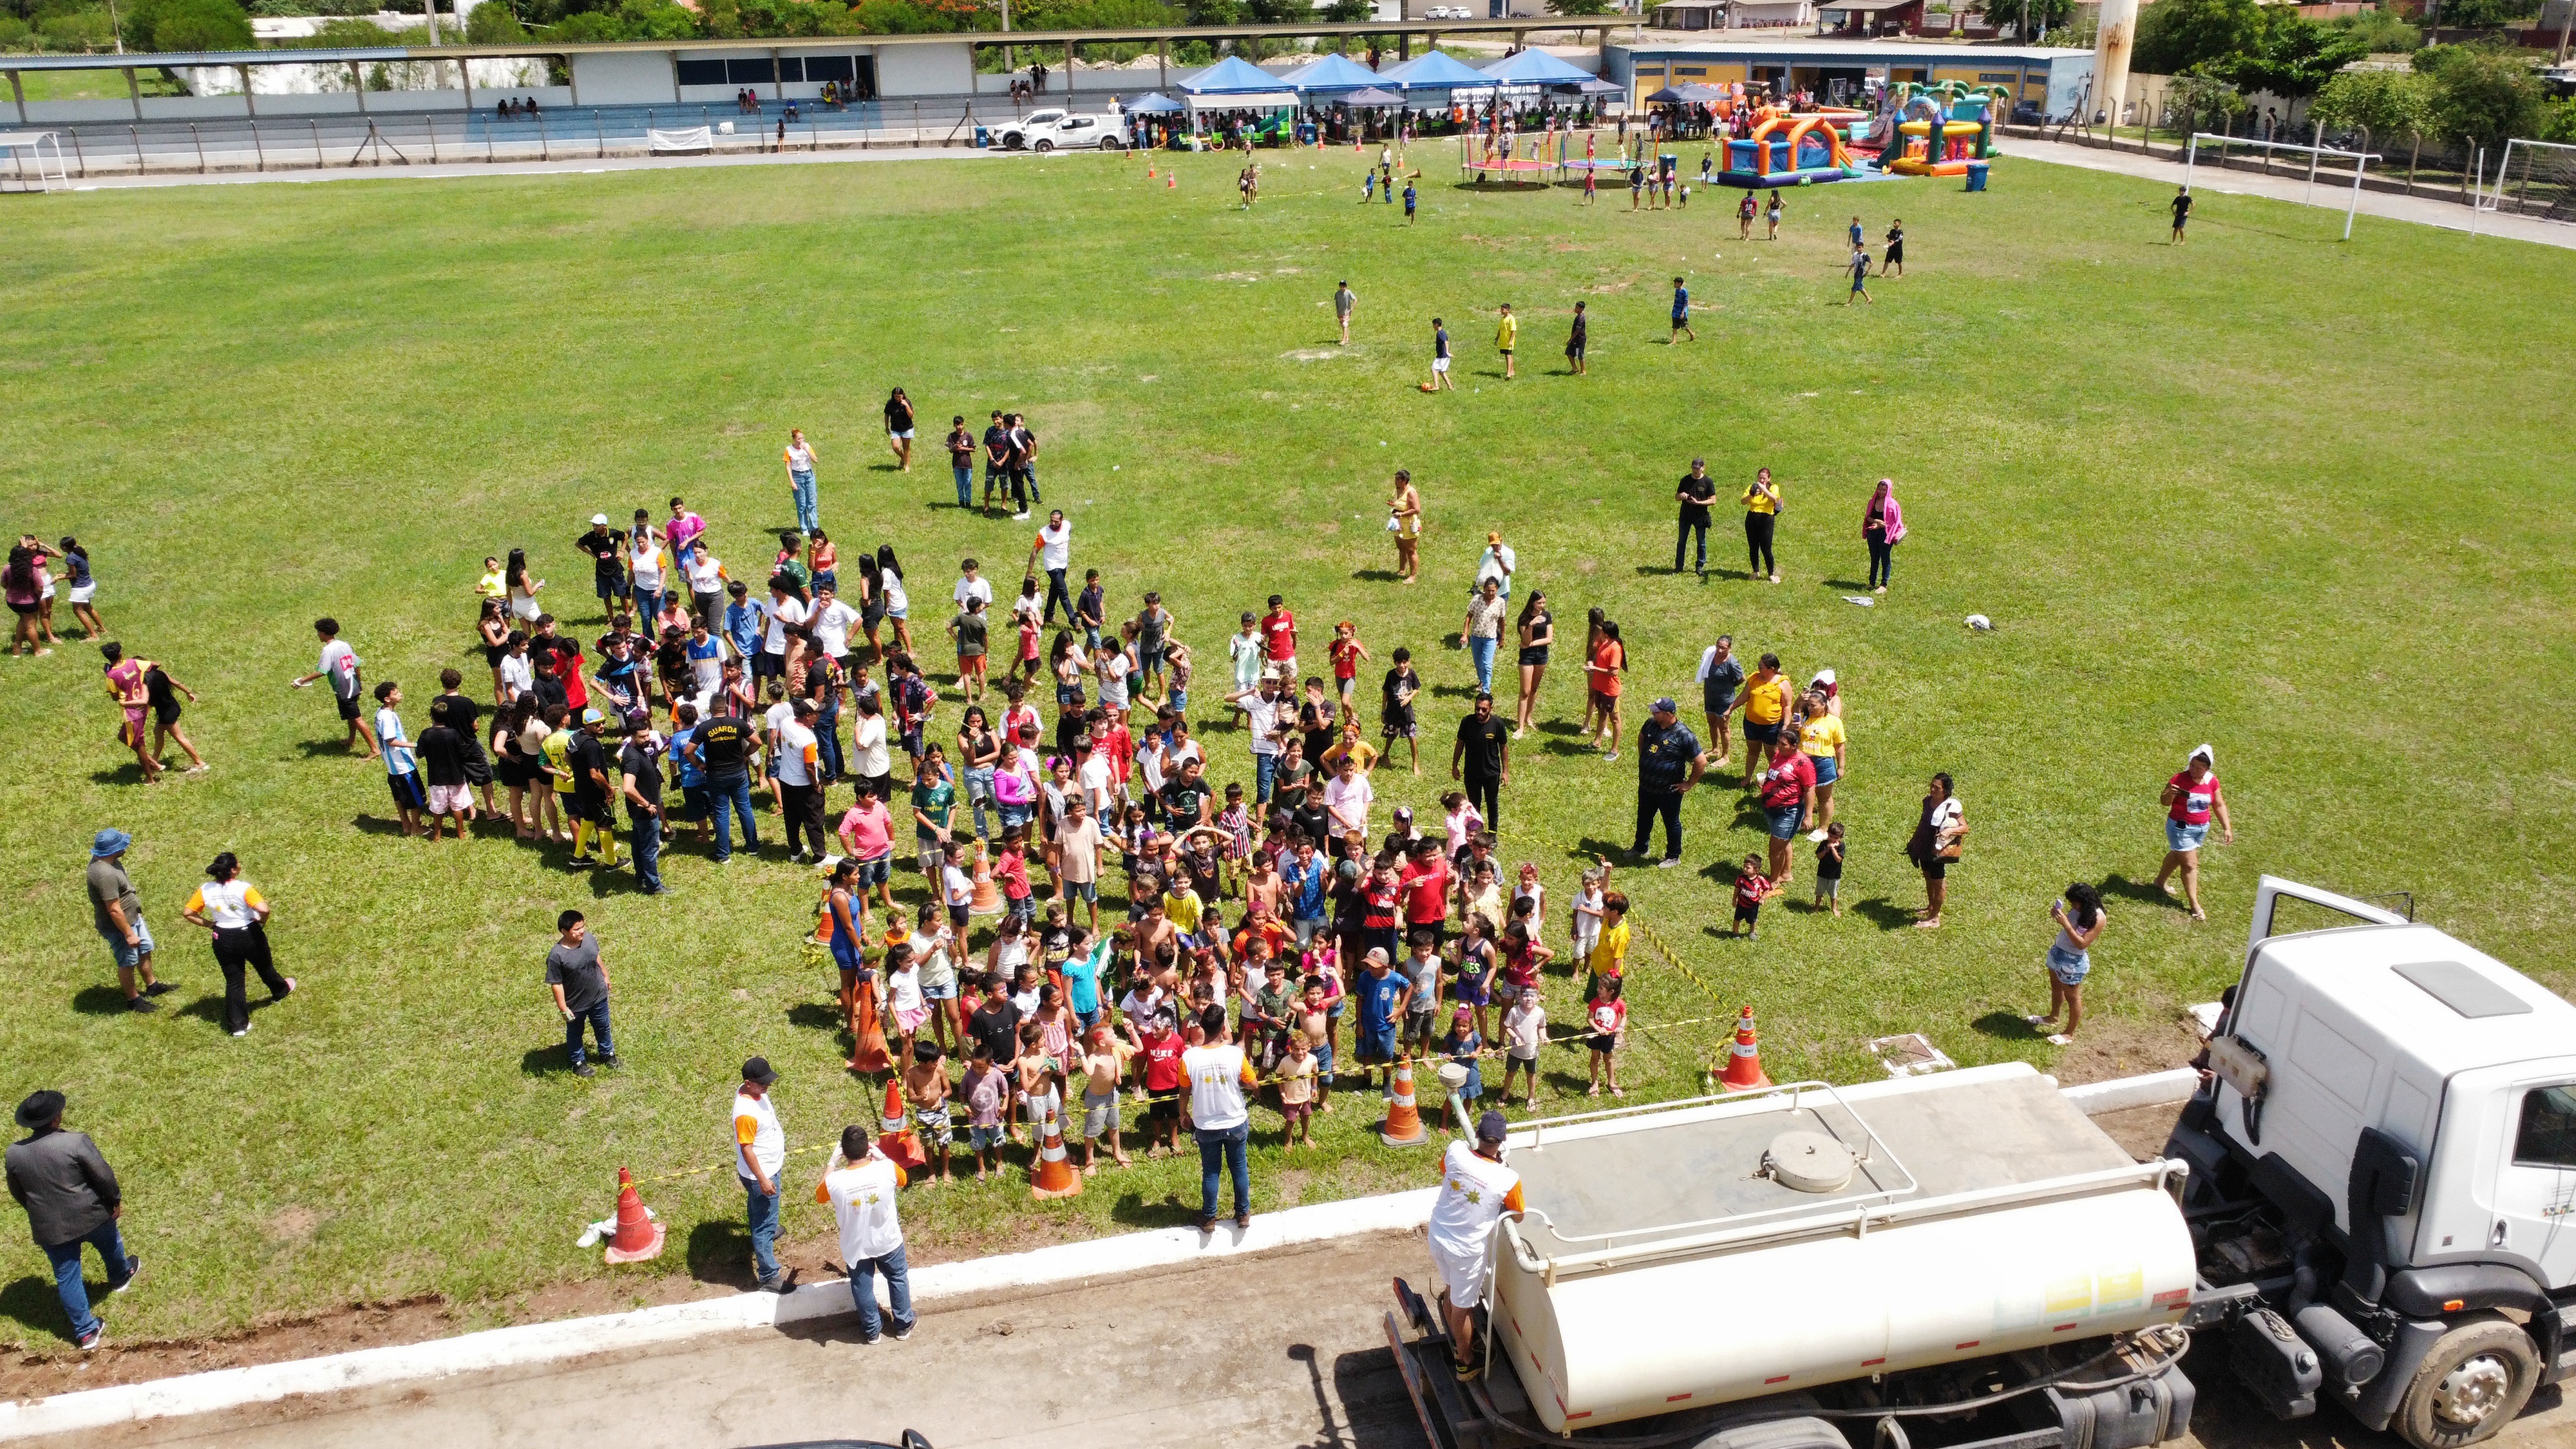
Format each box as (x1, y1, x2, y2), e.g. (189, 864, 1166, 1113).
(2394, 1314, 2540, 1449)
(1034, 138, 1054, 153)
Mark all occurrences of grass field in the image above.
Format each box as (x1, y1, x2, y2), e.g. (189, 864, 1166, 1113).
(3, 144, 2572, 1351)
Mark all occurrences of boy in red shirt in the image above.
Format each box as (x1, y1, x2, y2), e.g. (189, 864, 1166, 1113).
(1729, 855, 1774, 941)
(994, 825, 1034, 925)
(1135, 1009, 1187, 1156)
(1327, 621, 1369, 710)
(1398, 838, 1452, 950)
(1260, 594, 1298, 677)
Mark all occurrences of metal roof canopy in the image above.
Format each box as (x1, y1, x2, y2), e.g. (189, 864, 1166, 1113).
(0, 19, 1604, 71)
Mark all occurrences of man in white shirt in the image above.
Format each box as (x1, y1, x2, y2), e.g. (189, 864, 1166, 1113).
(732, 1057, 792, 1294)
(1323, 752, 1374, 840)
(1427, 1110, 1523, 1376)
(763, 584, 809, 681)
(851, 695, 892, 802)
(1075, 739, 1115, 817)
(1030, 511, 1074, 627)
(1183, 1013, 1260, 1233)
(951, 558, 993, 614)
(777, 699, 826, 862)
(1224, 674, 1290, 805)
(815, 1126, 914, 1342)
(1473, 531, 1517, 600)
(809, 585, 862, 668)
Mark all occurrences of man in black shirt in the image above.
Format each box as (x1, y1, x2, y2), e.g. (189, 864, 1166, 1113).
(687, 709, 760, 862)
(1159, 756, 1211, 831)
(1450, 690, 1511, 831)
(1631, 697, 1707, 867)
(619, 720, 667, 895)
(417, 699, 471, 844)
(967, 973, 1023, 1074)
(566, 707, 620, 868)
(981, 411, 1010, 513)
(1675, 457, 1718, 576)
(576, 515, 629, 622)
(431, 669, 494, 817)
(1007, 413, 1041, 517)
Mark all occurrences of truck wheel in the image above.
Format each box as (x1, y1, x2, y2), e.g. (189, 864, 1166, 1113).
(1034, 138, 1054, 153)
(2394, 1315, 2540, 1449)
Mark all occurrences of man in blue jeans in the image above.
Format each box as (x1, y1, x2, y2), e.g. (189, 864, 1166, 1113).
(817, 1125, 915, 1343)
(544, 909, 618, 1078)
(1183, 1010, 1258, 1233)
(732, 1057, 795, 1293)
(6, 1090, 137, 1350)
(685, 707, 760, 862)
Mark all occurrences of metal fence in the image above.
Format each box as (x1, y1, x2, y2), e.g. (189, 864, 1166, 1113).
(2, 96, 1086, 180)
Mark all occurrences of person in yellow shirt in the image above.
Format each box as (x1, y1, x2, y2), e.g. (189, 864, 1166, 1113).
(1585, 891, 1630, 987)
(1495, 303, 1517, 381)
(1730, 651, 1793, 788)
(1741, 465, 1781, 583)
(1797, 692, 1847, 841)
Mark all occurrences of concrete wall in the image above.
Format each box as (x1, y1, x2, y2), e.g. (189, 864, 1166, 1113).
(19, 86, 575, 122)
(877, 41, 973, 97)
(570, 50, 676, 106)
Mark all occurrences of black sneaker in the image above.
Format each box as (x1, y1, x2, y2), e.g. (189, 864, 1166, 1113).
(890, 1319, 915, 1341)
(143, 981, 178, 997)
(111, 1255, 141, 1293)
(127, 996, 159, 1014)
(75, 1323, 104, 1351)
(599, 1054, 623, 1069)
(573, 1062, 597, 1078)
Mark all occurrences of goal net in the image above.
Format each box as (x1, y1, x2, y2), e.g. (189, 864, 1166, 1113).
(2481, 138, 2576, 222)
(2183, 132, 2381, 239)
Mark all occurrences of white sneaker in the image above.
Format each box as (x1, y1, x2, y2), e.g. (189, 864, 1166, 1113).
(1806, 829, 1828, 842)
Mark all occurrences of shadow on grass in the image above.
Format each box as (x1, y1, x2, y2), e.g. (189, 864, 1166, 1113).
(1535, 720, 1584, 737)
(295, 739, 371, 760)
(347, 815, 410, 838)
(686, 1218, 760, 1289)
(1538, 738, 1600, 757)
(1817, 578, 1875, 592)
(2098, 872, 2178, 909)
(1106, 1188, 1211, 1232)
(1566, 836, 1626, 864)
(1852, 896, 1918, 931)
(88, 765, 148, 787)
(1351, 569, 1404, 583)
(71, 985, 133, 1016)
(520, 1045, 577, 1077)
(1426, 683, 1478, 700)
(784, 1001, 841, 1033)
(0, 1273, 79, 1346)
(1971, 1009, 2047, 1043)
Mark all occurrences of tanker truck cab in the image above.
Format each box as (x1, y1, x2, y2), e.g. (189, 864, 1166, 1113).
(2164, 875, 2576, 1448)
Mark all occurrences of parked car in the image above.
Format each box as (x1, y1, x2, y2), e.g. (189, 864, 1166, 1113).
(2010, 100, 2043, 126)
(991, 109, 1126, 151)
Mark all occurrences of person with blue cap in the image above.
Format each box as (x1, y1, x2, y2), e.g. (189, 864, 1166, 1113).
(86, 829, 173, 1013)
(1425, 1108, 1522, 1380)
(6, 1088, 137, 1350)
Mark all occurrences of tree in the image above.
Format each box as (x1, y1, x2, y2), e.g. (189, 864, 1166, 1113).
(2206, 10, 2369, 100)
(1546, 0, 1618, 14)
(2415, 41, 2543, 150)
(1319, 0, 1372, 17)
(2166, 71, 2248, 130)
(2132, 0, 2260, 77)
(149, 0, 253, 48)
(2307, 67, 2434, 149)
(2334, 5, 2421, 54)
(465, 0, 529, 41)
(2429, 0, 2538, 29)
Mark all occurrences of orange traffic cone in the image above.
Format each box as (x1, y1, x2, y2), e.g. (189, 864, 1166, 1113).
(849, 972, 892, 1075)
(1165, 173, 1177, 189)
(1379, 1054, 1428, 1148)
(1147, 165, 1156, 178)
(876, 1077, 926, 1172)
(969, 842, 1003, 916)
(602, 1167, 666, 1264)
(1719, 1005, 1771, 1090)
(1030, 1094, 1083, 1200)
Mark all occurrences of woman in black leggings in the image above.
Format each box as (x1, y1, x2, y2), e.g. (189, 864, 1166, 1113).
(1741, 466, 1781, 583)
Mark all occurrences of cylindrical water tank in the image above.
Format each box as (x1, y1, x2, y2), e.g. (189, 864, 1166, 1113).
(1495, 1188, 2195, 1433)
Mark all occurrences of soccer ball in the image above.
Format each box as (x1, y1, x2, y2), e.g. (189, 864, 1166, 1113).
(1419, 382, 1436, 392)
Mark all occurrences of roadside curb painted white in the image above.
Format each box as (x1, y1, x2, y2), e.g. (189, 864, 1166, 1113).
(0, 1069, 2202, 1441)
(2060, 1066, 2201, 1116)
(0, 1186, 1437, 1441)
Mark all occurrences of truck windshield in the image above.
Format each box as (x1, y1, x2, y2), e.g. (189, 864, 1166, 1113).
(2515, 1085, 2576, 1169)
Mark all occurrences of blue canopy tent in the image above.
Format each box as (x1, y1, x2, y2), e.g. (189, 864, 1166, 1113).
(1280, 52, 1383, 95)
(1126, 92, 1185, 114)
(1477, 50, 1594, 86)
(1378, 49, 1499, 96)
(1336, 86, 1407, 109)
(1179, 56, 1293, 96)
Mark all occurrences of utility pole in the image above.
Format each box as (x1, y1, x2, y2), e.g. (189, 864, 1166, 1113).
(2555, 0, 2571, 64)
(104, 0, 126, 55)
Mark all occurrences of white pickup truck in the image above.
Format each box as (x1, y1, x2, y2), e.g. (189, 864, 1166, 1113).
(1386, 876, 2576, 1449)
(989, 108, 1125, 152)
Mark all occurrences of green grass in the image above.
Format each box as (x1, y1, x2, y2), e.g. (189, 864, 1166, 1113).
(3, 147, 2571, 1349)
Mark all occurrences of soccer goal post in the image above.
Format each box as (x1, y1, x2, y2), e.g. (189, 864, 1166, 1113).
(2184, 132, 2382, 241)
(2481, 138, 2576, 224)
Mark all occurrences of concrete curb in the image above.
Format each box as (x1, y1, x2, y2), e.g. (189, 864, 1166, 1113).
(0, 1186, 1438, 1441)
(0, 1068, 2203, 1441)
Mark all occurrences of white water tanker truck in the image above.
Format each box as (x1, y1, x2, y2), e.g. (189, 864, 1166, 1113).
(1388, 876, 2576, 1449)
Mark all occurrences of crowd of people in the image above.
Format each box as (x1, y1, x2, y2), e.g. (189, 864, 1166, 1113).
(17, 392, 2244, 1346)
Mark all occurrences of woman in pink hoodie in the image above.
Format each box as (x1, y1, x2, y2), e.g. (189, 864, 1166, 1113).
(1862, 479, 1906, 595)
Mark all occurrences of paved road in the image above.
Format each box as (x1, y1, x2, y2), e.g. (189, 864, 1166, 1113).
(35, 1226, 2572, 1449)
(1989, 133, 2575, 251)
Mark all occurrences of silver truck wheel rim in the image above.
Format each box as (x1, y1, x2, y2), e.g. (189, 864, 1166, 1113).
(2434, 1355, 2512, 1426)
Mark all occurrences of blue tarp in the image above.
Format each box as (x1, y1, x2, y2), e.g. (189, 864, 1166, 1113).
(1279, 52, 1383, 93)
(1179, 56, 1290, 95)
(1377, 50, 1499, 92)
(1478, 50, 1593, 85)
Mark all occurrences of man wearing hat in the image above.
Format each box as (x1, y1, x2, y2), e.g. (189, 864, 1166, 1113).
(732, 1057, 794, 1294)
(86, 829, 173, 1012)
(576, 514, 629, 625)
(1631, 697, 1707, 869)
(6, 1090, 137, 1349)
(1425, 1110, 1522, 1379)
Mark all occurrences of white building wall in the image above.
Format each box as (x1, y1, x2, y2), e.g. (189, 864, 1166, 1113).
(876, 41, 973, 98)
(570, 50, 678, 105)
